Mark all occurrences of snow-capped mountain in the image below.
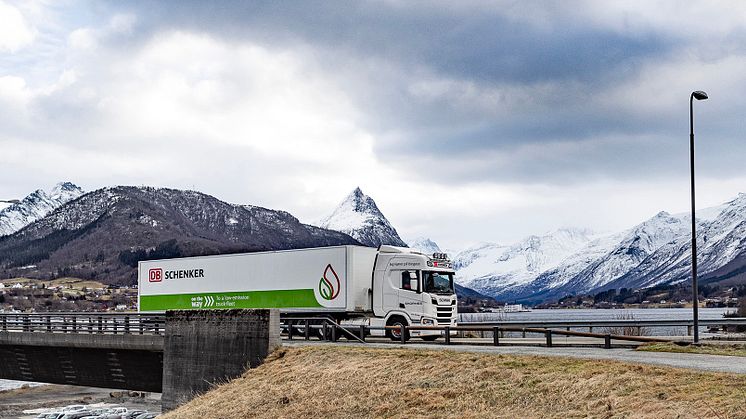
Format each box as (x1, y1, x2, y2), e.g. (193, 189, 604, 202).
(453, 228, 596, 298)
(457, 194, 746, 302)
(604, 193, 746, 291)
(0, 182, 84, 236)
(407, 237, 441, 255)
(317, 187, 407, 247)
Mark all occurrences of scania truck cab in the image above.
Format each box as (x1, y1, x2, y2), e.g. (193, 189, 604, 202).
(370, 246, 457, 340)
(138, 245, 458, 341)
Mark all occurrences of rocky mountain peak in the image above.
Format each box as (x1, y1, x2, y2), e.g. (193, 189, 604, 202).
(0, 182, 84, 236)
(317, 187, 406, 248)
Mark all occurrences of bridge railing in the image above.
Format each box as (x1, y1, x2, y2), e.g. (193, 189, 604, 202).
(0, 313, 166, 335)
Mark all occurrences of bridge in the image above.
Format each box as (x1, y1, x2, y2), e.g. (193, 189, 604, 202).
(1, 312, 745, 409)
(0, 311, 279, 411)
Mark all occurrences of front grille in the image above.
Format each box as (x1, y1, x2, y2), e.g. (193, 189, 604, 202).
(436, 306, 453, 324)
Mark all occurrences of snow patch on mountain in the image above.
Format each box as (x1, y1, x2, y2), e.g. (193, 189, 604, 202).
(0, 182, 84, 236)
(317, 187, 407, 247)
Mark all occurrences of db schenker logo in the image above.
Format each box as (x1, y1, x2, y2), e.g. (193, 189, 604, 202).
(318, 264, 340, 300)
(148, 268, 163, 283)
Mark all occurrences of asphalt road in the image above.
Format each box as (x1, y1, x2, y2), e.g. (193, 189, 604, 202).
(285, 341, 746, 374)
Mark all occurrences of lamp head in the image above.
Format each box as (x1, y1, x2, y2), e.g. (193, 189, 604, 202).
(692, 91, 708, 100)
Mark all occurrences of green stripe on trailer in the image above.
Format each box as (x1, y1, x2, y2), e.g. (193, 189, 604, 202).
(139, 289, 323, 311)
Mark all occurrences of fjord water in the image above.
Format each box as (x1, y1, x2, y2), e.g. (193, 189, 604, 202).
(459, 307, 734, 336)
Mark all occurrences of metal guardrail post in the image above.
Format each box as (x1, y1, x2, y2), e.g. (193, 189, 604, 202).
(113, 318, 118, 335)
(23, 315, 29, 332)
(360, 325, 366, 342)
(522, 328, 526, 338)
(493, 326, 499, 346)
(322, 322, 328, 341)
(304, 320, 310, 340)
(98, 316, 103, 333)
(72, 317, 77, 333)
(124, 316, 130, 334)
(445, 326, 451, 345)
(331, 323, 337, 342)
(400, 326, 406, 344)
(604, 335, 611, 349)
(1, 316, 5, 332)
(687, 325, 692, 336)
(139, 318, 144, 335)
(288, 322, 294, 340)
(545, 330, 553, 347)
(47, 316, 52, 333)
(88, 317, 93, 334)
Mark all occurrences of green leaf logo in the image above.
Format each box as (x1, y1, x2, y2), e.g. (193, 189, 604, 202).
(318, 264, 340, 300)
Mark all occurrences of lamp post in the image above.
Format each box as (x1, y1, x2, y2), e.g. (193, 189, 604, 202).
(690, 90, 708, 343)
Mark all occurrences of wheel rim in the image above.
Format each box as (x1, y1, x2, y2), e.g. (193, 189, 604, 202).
(391, 322, 403, 338)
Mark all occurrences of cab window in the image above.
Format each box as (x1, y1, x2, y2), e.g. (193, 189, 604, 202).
(400, 270, 420, 293)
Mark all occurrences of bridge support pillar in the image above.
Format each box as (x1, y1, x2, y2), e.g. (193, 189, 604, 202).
(161, 309, 280, 412)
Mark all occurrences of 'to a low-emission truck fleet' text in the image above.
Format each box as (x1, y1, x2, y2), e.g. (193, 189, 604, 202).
(138, 245, 457, 340)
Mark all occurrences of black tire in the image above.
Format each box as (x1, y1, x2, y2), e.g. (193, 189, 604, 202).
(421, 335, 439, 342)
(386, 317, 410, 342)
(286, 320, 299, 338)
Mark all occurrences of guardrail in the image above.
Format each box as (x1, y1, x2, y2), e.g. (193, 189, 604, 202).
(0, 313, 165, 335)
(458, 318, 746, 336)
(283, 322, 678, 349)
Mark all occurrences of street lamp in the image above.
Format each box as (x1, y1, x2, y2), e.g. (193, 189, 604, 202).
(690, 90, 708, 343)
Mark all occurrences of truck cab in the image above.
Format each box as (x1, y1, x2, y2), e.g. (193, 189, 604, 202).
(371, 246, 457, 340)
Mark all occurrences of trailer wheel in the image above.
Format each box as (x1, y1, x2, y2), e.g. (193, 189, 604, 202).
(387, 317, 410, 342)
(320, 322, 340, 342)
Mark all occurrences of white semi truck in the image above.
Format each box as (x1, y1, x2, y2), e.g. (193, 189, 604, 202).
(138, 245, 457, 341)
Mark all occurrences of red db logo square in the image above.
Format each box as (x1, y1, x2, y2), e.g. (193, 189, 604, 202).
(149, 268, 163, 283)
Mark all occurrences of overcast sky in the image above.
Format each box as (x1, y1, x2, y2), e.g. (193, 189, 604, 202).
(1, 1, 745, 249)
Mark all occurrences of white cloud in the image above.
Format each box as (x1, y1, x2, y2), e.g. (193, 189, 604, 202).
(0, 0, 35, 52)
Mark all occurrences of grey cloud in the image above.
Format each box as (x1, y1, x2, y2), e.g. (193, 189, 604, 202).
(25, 1, 746, 186)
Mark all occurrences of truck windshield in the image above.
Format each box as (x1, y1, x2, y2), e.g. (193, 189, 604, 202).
(423, 271, 454, 295)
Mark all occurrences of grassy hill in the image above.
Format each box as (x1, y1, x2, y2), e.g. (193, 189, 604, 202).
(162, 346, 746, 419)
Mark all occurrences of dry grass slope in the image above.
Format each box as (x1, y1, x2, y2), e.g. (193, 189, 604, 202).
(163, 346, 746, 419)
(638, 342, 746, 358)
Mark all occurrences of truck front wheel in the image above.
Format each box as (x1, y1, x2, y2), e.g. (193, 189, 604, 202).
(387, 317, 410, 342)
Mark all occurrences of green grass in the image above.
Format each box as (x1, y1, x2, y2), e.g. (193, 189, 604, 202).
(637, 342, 746, 357)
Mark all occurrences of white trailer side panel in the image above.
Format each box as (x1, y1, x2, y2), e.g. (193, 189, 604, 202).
(139, 246, 359, 312)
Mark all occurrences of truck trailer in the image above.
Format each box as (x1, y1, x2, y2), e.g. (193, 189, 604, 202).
(138, 245, 457, 341)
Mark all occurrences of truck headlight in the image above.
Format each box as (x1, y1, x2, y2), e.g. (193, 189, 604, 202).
(421, 318, 435, 326)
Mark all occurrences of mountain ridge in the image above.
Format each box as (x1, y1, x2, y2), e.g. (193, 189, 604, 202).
(0, 186, 358, 284)
(456, 194, 746, 303)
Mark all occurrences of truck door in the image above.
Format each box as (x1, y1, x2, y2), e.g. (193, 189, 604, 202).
(397, 270, 424, 322)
